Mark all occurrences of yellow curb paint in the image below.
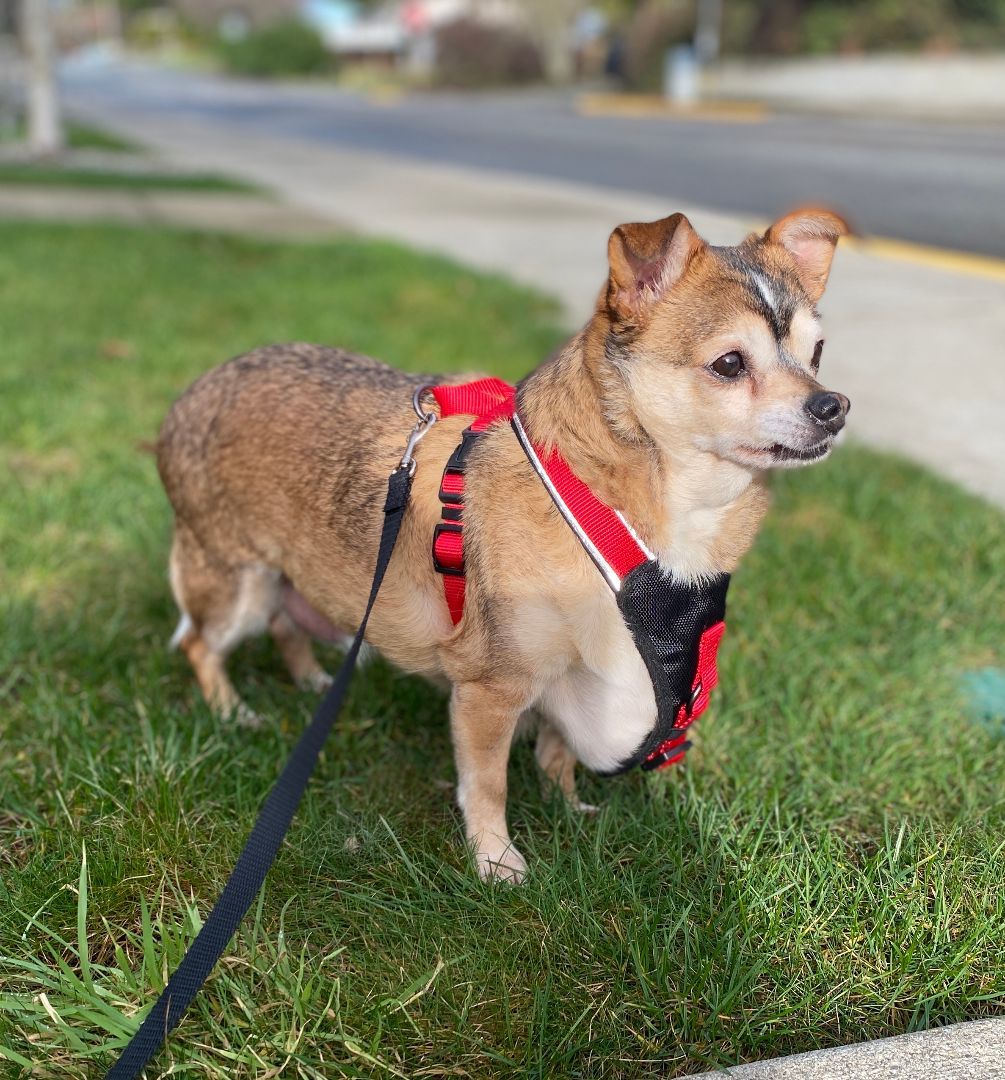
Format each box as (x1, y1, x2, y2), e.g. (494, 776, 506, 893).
(577, 93, 766, 124)
(849, 235, 1005, 284)
(366, 87, 405, 107)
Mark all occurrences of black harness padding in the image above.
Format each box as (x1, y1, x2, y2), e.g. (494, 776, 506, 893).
(603, 562, 730, 775)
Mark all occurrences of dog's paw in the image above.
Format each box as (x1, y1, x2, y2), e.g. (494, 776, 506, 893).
(232, 702, 264, 730)
(572, 799, 599, 814)
(298, 669, 334, 694)
(476, 843, 527, 885)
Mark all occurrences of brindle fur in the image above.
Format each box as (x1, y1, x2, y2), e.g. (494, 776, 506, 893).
(157, 209, 849, 882)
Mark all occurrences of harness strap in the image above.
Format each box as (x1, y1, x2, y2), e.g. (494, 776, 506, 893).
(510, 413, 650, 591)
(428, 379, 516, 624)
(428, 377, 727, 774)
(428, 377, 653, 623)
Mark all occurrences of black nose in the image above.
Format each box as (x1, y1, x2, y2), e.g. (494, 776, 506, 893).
(806, 391, 847, 430)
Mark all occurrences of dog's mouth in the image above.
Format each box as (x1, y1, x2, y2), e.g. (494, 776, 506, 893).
(735, 439, 833, 467)
(767, 441, 830, 462)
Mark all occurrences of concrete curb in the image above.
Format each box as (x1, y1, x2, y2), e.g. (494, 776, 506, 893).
(685, 1017, 1005, 1079)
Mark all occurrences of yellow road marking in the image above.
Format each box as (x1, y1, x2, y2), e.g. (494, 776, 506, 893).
(577, 93, 766, 124)
(849, 235, 1005, 283)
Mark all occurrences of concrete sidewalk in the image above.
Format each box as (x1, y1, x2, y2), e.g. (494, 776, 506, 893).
(707, 54, 1005, 122)
(61, 102, 1005, 511)
(688, 1017, 1005, 1078)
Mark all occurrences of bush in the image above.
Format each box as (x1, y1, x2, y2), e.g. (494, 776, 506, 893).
(217, 18, 330, 78)
(621, 0, 694, 91)
(722, 0, 1005, 54)
(434, 18, 544, 88)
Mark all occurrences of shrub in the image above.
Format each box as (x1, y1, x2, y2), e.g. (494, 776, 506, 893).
(434, 18, 544, 88)
(217, 18, 330, 78)
(723, 0, 1005, 54)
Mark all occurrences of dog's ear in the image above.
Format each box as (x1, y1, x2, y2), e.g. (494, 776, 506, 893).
(606, 213, 703, 327)
(764, 208, 849, 301)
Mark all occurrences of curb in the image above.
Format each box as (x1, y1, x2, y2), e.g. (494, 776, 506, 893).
(685, 1018, 1005, 1079)
(576, 93, 766, 123)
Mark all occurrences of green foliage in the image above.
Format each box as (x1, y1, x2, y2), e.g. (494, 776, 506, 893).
(217, 17, 331, 78)
(1, 220, 1005, 1075)
(616, 0, 1005, 54)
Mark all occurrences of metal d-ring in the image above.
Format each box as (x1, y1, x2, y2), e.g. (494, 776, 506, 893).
(412, 384, 437, 423)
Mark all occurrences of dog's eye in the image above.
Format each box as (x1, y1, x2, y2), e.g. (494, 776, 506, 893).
(812, 339, 824, 371)
(710, 352, 745, 379)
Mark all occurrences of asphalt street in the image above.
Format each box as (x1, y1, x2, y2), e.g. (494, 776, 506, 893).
(64, 59, 1005, 259)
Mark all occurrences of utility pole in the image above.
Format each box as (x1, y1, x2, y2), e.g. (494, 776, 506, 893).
(694, 0, 723, 64)
(21, 0, 64, 156)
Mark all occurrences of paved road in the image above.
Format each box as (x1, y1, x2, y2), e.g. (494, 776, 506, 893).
(63, 60, 1005, 259)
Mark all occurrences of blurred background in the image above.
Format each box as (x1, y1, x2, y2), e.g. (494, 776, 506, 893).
(3, 0, 1004, 504)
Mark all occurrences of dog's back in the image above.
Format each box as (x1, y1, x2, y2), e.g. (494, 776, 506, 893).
(156, 343, 459, 723)
(158, 344, 419, 546)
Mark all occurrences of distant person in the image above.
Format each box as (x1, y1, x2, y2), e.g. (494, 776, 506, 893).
(605, 33, 625, 84)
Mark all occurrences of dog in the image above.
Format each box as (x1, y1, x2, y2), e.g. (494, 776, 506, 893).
(156, 208, 850, 883)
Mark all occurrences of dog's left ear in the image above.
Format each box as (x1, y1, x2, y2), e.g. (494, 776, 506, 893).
(606, 213, 704, 328)
(764, 208, 849, 301)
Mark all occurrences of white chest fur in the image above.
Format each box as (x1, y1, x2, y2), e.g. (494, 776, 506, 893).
(535, 589, 656, 774)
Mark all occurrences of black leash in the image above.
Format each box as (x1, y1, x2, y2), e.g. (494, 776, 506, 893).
(106, 464, 414, 1079)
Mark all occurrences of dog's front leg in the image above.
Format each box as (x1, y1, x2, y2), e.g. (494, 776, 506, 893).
(451, 681, 526, 883)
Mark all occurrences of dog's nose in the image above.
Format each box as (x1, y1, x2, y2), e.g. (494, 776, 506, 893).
(806, 391, 848, 431)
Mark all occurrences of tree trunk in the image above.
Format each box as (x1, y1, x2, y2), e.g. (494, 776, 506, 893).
(21, 0, 63, 156)
(517, 0, 580, 84)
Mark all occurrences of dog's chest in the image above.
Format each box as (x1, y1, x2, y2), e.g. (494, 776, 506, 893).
(534, 591, 657, 774)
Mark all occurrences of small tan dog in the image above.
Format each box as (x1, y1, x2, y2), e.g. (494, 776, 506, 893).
(157, 209, 849, 882)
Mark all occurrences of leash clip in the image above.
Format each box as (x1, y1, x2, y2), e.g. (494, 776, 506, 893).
(398, 386, 438, 476)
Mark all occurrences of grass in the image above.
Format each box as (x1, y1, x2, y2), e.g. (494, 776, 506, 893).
(1, 219, 1004, 1078)
(0, 119, 259, 192)
(0, 164, 261, 193)
(0, 121, 138, 153)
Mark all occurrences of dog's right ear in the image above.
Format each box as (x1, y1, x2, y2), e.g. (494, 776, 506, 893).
(606, 213, 703, 329)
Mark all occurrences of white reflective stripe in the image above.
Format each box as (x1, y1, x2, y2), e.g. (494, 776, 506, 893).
(511, 413, 623, 593)
(614, 509, 656, 562)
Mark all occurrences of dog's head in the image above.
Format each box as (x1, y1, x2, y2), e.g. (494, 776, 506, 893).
(593, 208, 850, 471)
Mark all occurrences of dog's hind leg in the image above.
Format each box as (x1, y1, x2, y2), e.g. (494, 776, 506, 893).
(535, 719, 597, 814)
(168, 521, 279, 728)
(269, 609, 333, 693)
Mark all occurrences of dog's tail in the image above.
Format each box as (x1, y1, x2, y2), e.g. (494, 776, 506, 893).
(169, 612, 193, 651)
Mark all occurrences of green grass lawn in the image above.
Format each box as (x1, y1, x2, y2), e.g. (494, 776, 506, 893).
(0, 120, 258, 192)
(0, 121, 138, 153)
(0, 164, 260, 193)
(1, 220, 1004, 1078)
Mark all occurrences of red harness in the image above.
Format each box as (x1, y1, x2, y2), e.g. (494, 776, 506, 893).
(426, 378, 726, 773)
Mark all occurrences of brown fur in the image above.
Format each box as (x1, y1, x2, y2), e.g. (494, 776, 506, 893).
(157, 210, 849, 882)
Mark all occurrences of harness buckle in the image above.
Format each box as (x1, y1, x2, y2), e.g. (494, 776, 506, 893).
(432, 522, 465, 576)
